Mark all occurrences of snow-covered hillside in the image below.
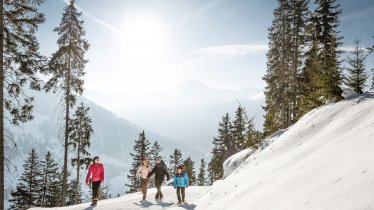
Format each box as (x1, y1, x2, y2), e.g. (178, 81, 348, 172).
(30, 93, 374, 210)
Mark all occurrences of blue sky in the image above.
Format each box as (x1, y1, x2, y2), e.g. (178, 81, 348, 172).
(37, 0, 374, 95)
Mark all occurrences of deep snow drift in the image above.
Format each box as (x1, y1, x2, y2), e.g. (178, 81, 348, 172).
(29, 94, 374, 210)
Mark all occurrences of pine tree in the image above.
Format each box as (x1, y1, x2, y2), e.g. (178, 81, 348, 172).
(66, 179, 83, 206)
(42, 0, 90, 204)
(149, 141, 163, 188)
(1, 1, 46, 207)
(183, 157, 196, 186)
(197, 159, 207, 186)
(207, 161, 214, 185)
(169, 149, 183, 175)
(9, 149, 43, 209)
(39, 152, 60, 207)
(369, 36, 374, 91)
(245, 118, 262, 149)
(231, 105, 247, 151)
(344, 37, 368, 94)
(298, 14, 324, 117)
(314, 0, 343, 100)
(126, 131, 151, 193)
(69, 103, 93, 204)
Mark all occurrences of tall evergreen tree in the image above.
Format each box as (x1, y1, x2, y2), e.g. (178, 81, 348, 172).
(183, 157, 196, 186)
(314, 0, 343, 100)
(9, 149, 42, 209)
(1, 1, 46, 206)
(39, 152, 60, 207)
(149, 141, 163, 188)
(126, 131, 151, 193)
(42, 0, 90, 204)
(197, 159, 207, 186)
(345, 38, 368, 94)
(69, 103, 93, 204)
(369, 36, 374, 91)
(245, 118, 262, 149)
(66, 179, 83, 206)
(231, 105, 247, 151)
(263, 0, 310, 135)
(169, 149, 183, 175)
(207, 161, 214, 185)
(298, 14, 324, 117)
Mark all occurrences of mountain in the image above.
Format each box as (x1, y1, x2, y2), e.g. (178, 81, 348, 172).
(5, 89, 203, 204)
(84, 80, 265, 151)
(28, 93, 374, 210)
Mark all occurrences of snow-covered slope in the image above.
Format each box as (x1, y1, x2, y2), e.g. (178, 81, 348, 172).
(195, 94, 374, 210)
(27, 94, 374, 210)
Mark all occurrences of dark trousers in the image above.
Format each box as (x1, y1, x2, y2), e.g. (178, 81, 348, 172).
(92, 181, 101, 201)
(155, 180, 163, 200)
(140, 178, 150, 199)
(176, 187, 185, 202)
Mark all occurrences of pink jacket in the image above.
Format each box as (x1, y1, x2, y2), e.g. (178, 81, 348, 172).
(86, 163, 104, 183)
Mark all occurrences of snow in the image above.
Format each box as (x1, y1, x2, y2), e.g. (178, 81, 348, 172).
(223, 148, 254, 178)
(28, 94, 374, 210)
(30, 186, 210, 210)
(341, 89, 358, 99)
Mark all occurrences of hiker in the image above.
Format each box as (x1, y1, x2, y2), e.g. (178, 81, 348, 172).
(136, 157, 152, 200)
(86, 156, 105, 207)
(173, 165, 189, 205)
(147, 156, 170, 201)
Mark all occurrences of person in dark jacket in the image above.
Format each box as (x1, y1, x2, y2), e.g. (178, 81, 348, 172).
(147, 156, 170, 201)
(173, 165, 189, 205)
(86, 156, 104, 206)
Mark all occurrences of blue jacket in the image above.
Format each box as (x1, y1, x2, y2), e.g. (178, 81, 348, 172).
(173, 172, 189, 187)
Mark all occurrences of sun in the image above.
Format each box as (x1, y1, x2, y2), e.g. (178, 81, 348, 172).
(120, 15, 169, 67)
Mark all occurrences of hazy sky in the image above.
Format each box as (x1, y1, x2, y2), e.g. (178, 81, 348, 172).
(37, 0, 374, 96)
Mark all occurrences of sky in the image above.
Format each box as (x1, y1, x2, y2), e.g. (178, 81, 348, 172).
(36, 0, 374, 96)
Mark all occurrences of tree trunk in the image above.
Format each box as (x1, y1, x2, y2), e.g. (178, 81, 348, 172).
(74, 129, 81, 205)
(61, 53, 71, 206)
(0, 0, 4, 208)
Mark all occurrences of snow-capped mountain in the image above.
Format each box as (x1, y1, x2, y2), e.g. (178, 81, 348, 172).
(29, 93, 374, 210)
(84, 80, 265, 150)
(5, 89, 203, 203)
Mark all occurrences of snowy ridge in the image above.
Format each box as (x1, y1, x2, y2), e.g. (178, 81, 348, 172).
(196, 94, 374, 210)
(28, 94, 374, 209)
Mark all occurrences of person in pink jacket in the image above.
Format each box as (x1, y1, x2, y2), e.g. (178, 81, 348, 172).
(136, 157, 152, 200)
(86, 156, 104, 206)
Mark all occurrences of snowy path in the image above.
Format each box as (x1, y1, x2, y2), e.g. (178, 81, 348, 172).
(30, 186, 210, 210)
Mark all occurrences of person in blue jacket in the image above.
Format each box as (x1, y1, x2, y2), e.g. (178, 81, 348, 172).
(173, 165, 189, 205)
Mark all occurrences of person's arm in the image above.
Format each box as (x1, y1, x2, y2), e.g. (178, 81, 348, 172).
(185, 173, 189, 187)
(147, 167, 155, 178)
(136, 166, 141, 177)
(86, 165, 92, 184)
(173, 175, 177, 188)
(163, 165, 170, 180)
(100, 164, 105, 181)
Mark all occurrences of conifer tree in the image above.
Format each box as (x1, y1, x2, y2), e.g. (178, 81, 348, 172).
(1, 1, 46, 206)
(183, 157, 196, 186)
(197, 159, 207, 186)
(126, 131, 151, 193)
(345, 38, 368, 94)
(39, 152, 60, 207)
(231, 105, 247, 151)
(369, 36, 374, 91)
(149, 141, 163, 188)
(66, 179, 83, 206)
(314, 0, 343, 100)
(245, 118, 262, 149)
(43, 0, 90, 204)
(9, 149, 42, 209)
(69, 103, 93, 204)
(207, 161, 214, 185)
(169, 149, 183, 175)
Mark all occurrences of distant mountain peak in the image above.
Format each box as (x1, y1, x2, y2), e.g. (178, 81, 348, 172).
(176, 80, 210, 92)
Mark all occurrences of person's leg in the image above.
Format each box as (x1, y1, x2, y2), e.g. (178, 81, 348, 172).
(143, 178, 149, 199)
(140, 178, 146, 199)
(155, 181, 161, 200)
(92, 181, 101, 204)
(176, 187, 181, 203)
(181, 187, 185, 203)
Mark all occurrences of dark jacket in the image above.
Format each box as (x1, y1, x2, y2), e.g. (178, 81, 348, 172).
(148, 160, 170, 182)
